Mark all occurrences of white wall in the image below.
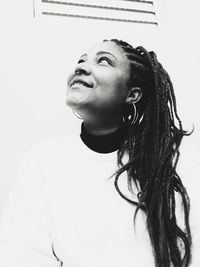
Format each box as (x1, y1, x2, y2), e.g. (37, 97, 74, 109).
(0, 0, 199, 214)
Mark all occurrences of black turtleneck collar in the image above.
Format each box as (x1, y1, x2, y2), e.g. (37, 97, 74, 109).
(80, 122, 127, 154)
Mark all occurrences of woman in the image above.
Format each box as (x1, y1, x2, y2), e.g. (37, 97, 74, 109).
(66, 39, 192, 266)
(0, 39, 192, 267)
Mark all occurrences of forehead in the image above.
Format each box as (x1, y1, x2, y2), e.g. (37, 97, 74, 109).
(83, 41, 128, 63)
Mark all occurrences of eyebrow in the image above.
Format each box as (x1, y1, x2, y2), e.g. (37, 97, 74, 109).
(80, 51, 118, 61)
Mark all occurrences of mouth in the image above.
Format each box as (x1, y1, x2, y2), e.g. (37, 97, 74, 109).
(70, 78, 93, 88)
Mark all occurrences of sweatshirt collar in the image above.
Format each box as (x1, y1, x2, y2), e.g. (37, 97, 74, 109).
(80, 122, 127, 154)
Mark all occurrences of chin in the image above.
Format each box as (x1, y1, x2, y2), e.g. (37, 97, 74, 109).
(65, 97, 77, 109)
(66, 90, 78, 106)
(65, 95, 84, 110)
(67, 91, 91, 107)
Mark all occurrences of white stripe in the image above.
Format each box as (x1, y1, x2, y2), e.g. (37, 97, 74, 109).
(41, 0, 155, 12)
(41, 2, 157, 22)
(34, 0, 158, 25)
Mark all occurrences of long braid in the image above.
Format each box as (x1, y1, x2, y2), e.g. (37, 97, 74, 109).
(105, 39, 192, 266)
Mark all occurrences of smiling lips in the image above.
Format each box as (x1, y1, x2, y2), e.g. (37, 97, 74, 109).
(70, 77, 93, 88)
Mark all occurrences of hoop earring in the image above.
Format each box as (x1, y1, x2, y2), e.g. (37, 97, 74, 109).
(72, 109, 83, 120)
(132, 103, 138, 124)
(127, 103, 138, 125)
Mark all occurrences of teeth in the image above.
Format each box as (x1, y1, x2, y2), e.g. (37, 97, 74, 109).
(72, 81, 90, 87)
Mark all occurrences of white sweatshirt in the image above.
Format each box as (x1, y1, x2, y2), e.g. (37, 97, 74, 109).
(0, 126, 199, 266)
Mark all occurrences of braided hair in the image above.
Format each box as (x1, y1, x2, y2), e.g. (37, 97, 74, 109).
(104, 39, 192, 267)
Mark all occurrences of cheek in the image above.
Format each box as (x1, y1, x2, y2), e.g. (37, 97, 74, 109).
(105, 76, 129, 100)
(96, 79, 128, 109)
(97, 71, 128, 91)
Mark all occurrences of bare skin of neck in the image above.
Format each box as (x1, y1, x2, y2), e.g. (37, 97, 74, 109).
(83, 117, 123, 136)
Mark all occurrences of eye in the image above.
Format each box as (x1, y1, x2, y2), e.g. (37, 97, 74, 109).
(77, 58, 85, 64)
(97, 57, 112, 65)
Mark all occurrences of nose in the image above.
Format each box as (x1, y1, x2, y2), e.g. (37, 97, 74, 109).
(75, 62, 91, 76)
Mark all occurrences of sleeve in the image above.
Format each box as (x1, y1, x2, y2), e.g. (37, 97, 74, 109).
(0, 151, 62, 267)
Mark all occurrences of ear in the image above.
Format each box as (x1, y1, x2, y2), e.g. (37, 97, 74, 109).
(126, 87, 142, 104)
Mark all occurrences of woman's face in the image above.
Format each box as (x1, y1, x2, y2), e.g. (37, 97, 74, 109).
(66, 41, 130, 119)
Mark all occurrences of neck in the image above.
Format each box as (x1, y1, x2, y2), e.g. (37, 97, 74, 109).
(83, 119, 123, 136)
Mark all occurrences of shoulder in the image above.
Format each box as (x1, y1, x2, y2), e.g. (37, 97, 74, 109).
(12, 131, 84, 195)
(23, 131, 81, 165)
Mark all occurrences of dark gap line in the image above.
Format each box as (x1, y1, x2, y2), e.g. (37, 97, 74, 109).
(42, 11, 158, 25)
(119, 0, 153, 4)
(41, 0, 155, 15)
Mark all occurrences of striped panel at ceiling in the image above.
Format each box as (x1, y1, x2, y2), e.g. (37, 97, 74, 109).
(34, 0, 158, 25)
